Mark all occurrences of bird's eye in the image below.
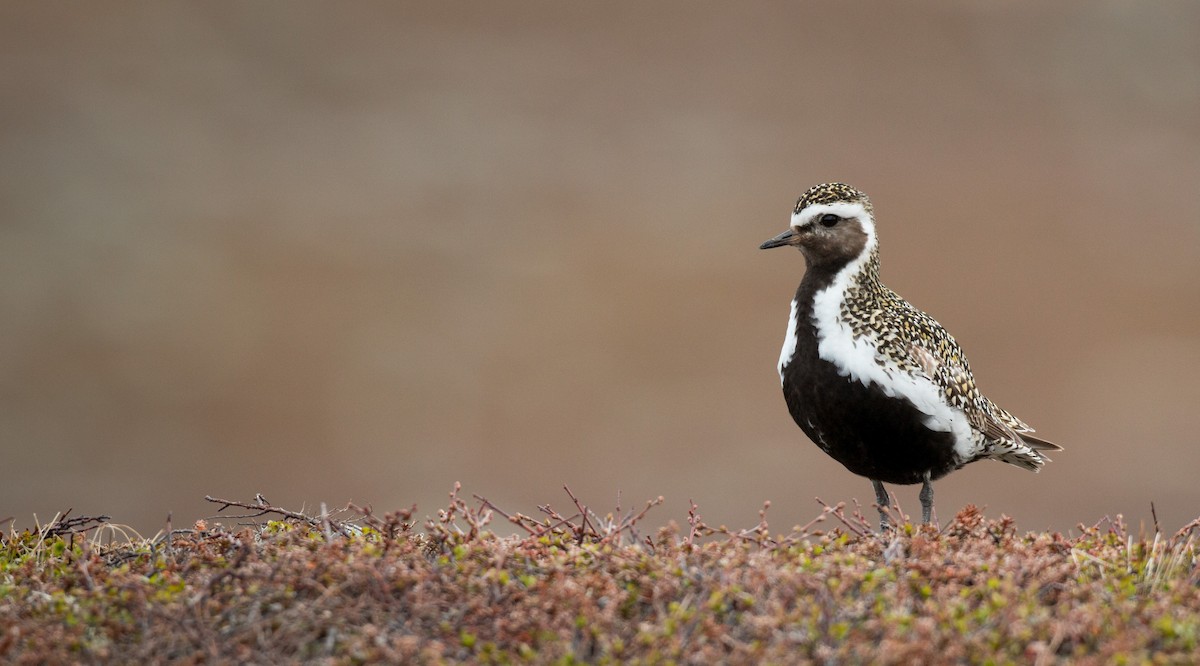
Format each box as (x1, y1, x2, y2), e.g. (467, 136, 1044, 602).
(819, 213, 840, 227)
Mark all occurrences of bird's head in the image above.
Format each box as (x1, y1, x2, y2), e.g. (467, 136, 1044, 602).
(759, 183, 877, 269)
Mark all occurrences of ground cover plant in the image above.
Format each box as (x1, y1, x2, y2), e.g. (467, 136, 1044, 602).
(2, 485, 1199, 663)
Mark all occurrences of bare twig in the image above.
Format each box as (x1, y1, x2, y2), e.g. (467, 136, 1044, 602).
(203, 494, 357, 539)
(472, 496, 535, 534)
(41, 509, 112, 540)
(684, 499, 711, 548)
(348, 502, 416, 540)
(564, 485, 595, 544)
(1174, 516, 1200, 540)
(814, 498, 871, 538)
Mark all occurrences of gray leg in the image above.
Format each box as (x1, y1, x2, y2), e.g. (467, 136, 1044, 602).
(919, 476, 934, 525)
(871, 479, 891, 531)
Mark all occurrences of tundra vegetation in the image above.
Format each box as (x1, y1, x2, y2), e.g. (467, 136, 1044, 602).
(2, 485, 1198, 663)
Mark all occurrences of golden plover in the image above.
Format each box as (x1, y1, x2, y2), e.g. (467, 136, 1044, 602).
(760, 183, 1061, 528)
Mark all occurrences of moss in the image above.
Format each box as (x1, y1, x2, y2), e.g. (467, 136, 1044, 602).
(3, 498, 1199, 663)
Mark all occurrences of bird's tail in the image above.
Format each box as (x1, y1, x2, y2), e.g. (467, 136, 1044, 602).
(1017, 432, 1062, 451)
(990, 442, 1052, 472)
(981, 401, 1062, 471)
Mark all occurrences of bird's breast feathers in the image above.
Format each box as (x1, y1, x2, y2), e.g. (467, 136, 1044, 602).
(809, 276, 983, 463)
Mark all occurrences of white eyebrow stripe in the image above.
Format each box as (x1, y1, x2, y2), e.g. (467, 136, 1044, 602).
(791, 202, 872, 228)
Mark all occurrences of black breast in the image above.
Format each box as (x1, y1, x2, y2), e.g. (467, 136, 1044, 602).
(780, 272, 959, 485)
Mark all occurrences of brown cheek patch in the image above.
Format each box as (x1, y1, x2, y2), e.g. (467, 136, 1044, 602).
(826, 221, 869, 260)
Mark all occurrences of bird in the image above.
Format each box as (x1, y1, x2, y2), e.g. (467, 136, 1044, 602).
(759, 183, 1060, 529)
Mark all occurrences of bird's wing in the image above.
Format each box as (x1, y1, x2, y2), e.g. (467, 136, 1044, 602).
(881, 295, 1061, 466)
(874, 293, 980, 413)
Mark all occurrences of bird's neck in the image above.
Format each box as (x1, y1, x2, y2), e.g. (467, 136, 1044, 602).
(797, 247, 884, 313)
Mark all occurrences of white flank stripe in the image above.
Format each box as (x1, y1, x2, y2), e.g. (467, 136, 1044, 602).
(806, 207, 981, 462)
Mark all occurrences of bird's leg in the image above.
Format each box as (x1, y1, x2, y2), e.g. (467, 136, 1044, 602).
(919, 476, 934, 525)
(871, 479, 891, 531)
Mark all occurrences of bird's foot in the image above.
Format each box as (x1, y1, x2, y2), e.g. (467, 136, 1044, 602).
(871, 479, 893, 533)
(919, 476, 934, 526)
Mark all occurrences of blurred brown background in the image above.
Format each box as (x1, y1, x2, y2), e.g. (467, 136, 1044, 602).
(3, 3, 1198, 536)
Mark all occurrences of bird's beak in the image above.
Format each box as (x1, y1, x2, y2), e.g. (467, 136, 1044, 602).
(759, 228, 797, 250)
